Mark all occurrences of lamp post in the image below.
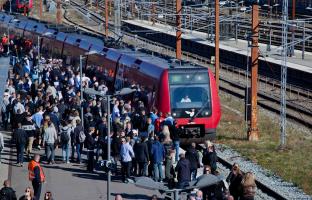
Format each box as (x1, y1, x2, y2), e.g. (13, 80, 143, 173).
(9, 0, 12, 14)
(83, 87, 135, 200)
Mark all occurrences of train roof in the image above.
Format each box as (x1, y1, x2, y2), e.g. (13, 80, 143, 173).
(0, 13, 210, 80)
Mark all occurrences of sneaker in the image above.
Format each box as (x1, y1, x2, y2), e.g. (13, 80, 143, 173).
(66, 161, 70, 164)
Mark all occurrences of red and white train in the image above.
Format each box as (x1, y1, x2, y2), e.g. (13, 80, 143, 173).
(0, 13, 221, 142)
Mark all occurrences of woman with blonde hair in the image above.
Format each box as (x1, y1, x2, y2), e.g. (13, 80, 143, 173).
(240, 172, 257, 200)
(19, 187, 35, 200)
(226, 163, 243, 200)
(202, 140, 217, 174)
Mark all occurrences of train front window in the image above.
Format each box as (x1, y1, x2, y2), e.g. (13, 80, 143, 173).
(168, 71, 212, 118)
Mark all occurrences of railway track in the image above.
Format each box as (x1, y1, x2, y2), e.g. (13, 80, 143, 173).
(178, 144, 291, 200)
(91, 0, 312, 52)
(61, 0, 312, 130)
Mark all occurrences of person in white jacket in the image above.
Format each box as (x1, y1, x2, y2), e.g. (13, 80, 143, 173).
(0, 132, 4, 163)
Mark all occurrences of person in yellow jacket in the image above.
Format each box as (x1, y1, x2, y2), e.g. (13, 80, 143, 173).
(28, 154, 45, 200)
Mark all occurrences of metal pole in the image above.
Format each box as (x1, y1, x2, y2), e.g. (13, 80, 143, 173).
(176, 0, 182, 60)
(215, 0, 220, 91)
(107, 95, 111, 200)
(80, 55, 84, 127)
(235, 1, 238, 43)
(280, 0, 288, 148)
(105, 0, 109, 37)
(302, 22, 305, 59)
(174, 190, 179, 200)
(269, 22, 272, 51)
(248, 4, 259, 141)
(9, 0, 12, 14)
(40, 0, 43, 19)
(291, 0, 295, 56)
(114, 0, 121, 36)
(56, 0, 62, 24)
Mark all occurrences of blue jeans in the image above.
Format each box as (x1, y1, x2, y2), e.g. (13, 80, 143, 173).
(46, 143, 55, 163)
(191, 169, 197, 181)
(62, 143, 70, 162)
(153, 162, 164, 182)
(76, 143, 81, 162)
(138, 162, 148, 176)
(16, 143, 25, 164)
(173, 140, 180, 162)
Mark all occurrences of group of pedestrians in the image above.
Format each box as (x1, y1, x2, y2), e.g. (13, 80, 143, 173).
(0, 33, 258, 200)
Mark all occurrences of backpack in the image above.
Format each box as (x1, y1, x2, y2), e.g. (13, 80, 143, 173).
(60, 128, 70, 144)
(78, 130, 86, 143)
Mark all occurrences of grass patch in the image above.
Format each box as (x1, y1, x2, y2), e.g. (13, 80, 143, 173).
(217, 92, 312, 195)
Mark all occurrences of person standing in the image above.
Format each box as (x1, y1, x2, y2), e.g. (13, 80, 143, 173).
(28, 154, 45, 200)
(85, 126, 96, 173)
(239, 172, 257, 200)
(202, 140, 217, 174)
(227, 163, 243, 200)
(42, 120, 57, 164)
(175, 153, 191, 189)
(151, 135, 165, 182)
(120, 137, 135, 183)
(0, 131, 4, 164)
(14, 123, 27, 166)
(0, 180, 17, 200)
(60, 120, 72, 164)
(133, 137, 149, 176)
(185, 142, 200, 181)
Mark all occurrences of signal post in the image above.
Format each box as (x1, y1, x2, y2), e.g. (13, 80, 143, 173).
(248, 3, 259, 141)
(176, 0, 182, 60)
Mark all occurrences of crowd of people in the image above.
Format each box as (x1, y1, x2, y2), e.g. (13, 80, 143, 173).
(0, 34, 257, 200)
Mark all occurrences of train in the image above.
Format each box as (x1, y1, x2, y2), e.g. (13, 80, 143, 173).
(3, 0, 33, 14)
(0, 13, 221, 143)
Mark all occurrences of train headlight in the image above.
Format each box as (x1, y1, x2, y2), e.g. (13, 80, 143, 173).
(172, 112, 177, 117)
(205, 112, 209, 116)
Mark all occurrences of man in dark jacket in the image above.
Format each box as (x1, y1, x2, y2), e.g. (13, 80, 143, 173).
(14, 123, 27, 166)
(185, 142, 200, 181)
(151, 135, 165, 182)
(0, 180, 17, 200)
(202, 141, 217, 174)
(22, 113, 36, 160)
(85, 126, 96, 173)
(72, 119, 84, 163)
(175, 153, 191, 189)
(133, 137, 149, 176)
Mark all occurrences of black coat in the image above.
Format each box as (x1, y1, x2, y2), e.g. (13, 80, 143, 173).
(175, 158, 191, 182)
(14, 128, 27, 145)
(185, 147, 200, 170)
(134, 142, 149, 163)
(85, 133, 96, 150)
(202, 149, 217, 173)
(0, 186, 17, 200)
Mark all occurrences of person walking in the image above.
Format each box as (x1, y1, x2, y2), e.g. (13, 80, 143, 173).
(0, 131, 4, 164)
(185, 142, 200, 181)
(28, 154, 45, 200)
(72, 119, 84, 163)
(162, 130, 175, 187)
(0, 180, 17, 200)
(42, 120, 57, 164)
(14, 123, 27, 166)
(120, 137, 134, 183)
(175, 153, 191, 189)
(151, 135, 165, 182)
(22, 114, 36, 160)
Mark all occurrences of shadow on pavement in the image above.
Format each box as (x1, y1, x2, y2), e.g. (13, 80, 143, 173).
(112, 192, 153, 200)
